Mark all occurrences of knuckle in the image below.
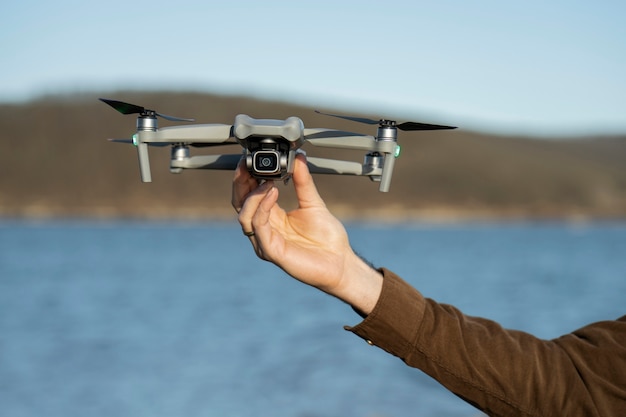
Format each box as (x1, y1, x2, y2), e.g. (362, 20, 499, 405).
(237, 214, 247, 227)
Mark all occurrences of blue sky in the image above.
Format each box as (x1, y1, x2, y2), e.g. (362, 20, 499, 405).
(2, 0, 625, 136)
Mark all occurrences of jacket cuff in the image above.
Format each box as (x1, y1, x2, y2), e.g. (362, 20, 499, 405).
(344, 268, 426, 359)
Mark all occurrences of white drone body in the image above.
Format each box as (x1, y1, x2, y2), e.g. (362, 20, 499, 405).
(101, 98, 456, 192)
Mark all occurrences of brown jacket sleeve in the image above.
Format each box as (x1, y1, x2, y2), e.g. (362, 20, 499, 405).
(346, 268, 626, 417)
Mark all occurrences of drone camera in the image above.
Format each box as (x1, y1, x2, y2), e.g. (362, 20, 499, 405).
(245, 137, 292, 180)
(253, 150, 281, 174)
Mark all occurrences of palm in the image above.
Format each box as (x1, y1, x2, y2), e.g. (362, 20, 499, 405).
(264, 198, 350, 293)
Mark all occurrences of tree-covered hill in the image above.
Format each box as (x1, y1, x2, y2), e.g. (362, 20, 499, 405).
(1, 91, 624, 221)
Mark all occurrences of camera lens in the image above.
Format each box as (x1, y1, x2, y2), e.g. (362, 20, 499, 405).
(253, 151, 280, 174)
(260, 156, 273, 168)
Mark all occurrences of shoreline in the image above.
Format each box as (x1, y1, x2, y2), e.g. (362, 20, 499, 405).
(2, 205, 625, 225)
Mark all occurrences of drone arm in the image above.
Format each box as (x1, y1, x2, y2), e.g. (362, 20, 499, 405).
(304, 129, 383, 152)
(170, 154, 376, 175)
(170, 154, 242, 171)
(306, 157, 382, 177)
(133, 125, 397, 189)
(138, 124, 234, 145)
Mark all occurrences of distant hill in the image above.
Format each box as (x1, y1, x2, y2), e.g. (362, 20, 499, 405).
(1, 91, 625, 221)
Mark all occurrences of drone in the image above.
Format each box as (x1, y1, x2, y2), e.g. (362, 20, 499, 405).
(100, 98, 456, 192)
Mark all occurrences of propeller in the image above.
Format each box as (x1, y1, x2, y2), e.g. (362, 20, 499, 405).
(99, 98, 195, 122)
(315, 110, 456, 131)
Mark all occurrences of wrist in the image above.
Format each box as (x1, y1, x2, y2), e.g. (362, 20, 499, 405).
(334, 252, 383, 316)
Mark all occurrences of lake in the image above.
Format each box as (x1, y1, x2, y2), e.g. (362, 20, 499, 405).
(1, 219, 624, 417)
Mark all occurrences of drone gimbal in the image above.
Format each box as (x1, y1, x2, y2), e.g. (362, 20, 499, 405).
(100, 98, 456, 192)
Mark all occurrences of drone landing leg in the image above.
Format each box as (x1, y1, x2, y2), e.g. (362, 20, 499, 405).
(378, 153, 396, 192)
(137, 143, 152, 182)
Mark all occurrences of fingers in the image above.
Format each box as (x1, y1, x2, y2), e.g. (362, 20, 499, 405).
(232, 158, 279, 252)
(231, 158, 259, 213)
(250, 185, 280, 258)
(292, 154, 325, 209)
(237, 179, 274, 227)
(232, 153, 321, 262)
(233, 154, 322, 212)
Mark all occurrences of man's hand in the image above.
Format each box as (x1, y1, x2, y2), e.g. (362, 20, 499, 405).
(232, 154, 383, 315)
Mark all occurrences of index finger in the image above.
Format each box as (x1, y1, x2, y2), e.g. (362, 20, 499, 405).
(231, 158, 259, 212)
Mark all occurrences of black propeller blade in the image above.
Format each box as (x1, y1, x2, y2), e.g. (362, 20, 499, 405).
(394, 121, 457, 131)
(99, 98, 195, 122)
(315, 110, 456, 131)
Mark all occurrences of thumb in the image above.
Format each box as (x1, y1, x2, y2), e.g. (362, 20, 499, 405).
(292, 154, 324, 209)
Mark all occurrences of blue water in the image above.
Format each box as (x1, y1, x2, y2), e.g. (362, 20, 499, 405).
(1, 220, 625, 417)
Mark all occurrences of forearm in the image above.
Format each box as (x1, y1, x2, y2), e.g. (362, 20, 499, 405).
(347, 269, 595, 417)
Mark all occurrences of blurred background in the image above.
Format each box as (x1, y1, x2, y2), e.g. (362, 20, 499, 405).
(1, 0, 625, 219)
(1, 2, 625, 417)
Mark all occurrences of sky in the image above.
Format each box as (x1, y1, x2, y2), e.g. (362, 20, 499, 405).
(2, 0, 625, 136)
